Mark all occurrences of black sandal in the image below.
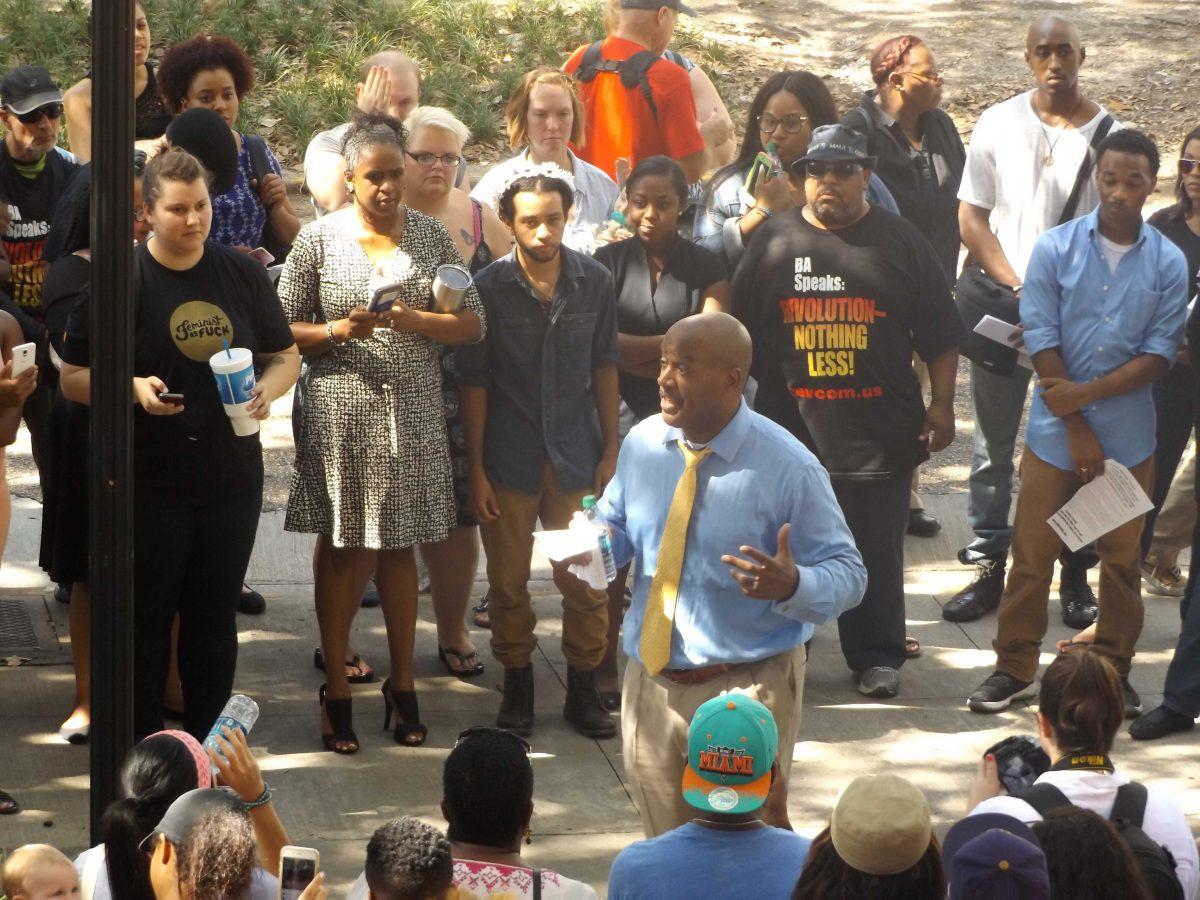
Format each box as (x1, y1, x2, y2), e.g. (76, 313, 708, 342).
(471, 593, 491, 629)
(0, 789, 19, 815)
(438, 645, 485, 678)
(382, 679, 427, 746)
(313, 648, 376, 684)
(319, 684, 359, 754)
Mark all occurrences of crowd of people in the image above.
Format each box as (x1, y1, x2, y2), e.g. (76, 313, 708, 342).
(2, 0, 1200, 894)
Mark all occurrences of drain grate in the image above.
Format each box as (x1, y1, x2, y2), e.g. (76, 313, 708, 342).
(0, 596, 38, 650)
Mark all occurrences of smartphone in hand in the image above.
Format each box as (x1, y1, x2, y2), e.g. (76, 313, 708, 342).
(249, 247, 275, 266)
(367, 282, 405, 315)
(279, 846, 320, 900)
(158, 391, 185, 406)
(10, 342, 36, 378)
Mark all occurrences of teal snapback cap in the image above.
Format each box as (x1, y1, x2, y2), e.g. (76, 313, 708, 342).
(682, 691, 778, 814)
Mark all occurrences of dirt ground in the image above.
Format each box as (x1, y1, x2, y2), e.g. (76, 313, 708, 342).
(9, 1, 1198, 507)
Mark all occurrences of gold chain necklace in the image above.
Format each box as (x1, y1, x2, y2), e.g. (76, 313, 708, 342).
(1037, 93, 1086, 167)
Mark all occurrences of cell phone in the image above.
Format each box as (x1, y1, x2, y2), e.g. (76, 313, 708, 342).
(367, 281, 405, 314)
(279, 846, 319, 900)
(10, 341, 36, 377)
(743, 152, 774, 195)
(249, 247, 275, 266)
(158, 391, 184, 406)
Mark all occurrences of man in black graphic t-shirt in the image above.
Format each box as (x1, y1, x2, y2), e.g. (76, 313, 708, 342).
(735, 125, 962, 698)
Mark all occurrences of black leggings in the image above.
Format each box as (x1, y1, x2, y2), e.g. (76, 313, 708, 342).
(133, 486, 262, 740)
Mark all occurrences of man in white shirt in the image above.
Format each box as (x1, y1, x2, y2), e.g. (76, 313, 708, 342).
(947, 16, 1117, 628)
(303, 50, 467, 215)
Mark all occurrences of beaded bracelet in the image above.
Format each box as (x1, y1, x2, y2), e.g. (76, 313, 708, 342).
(244, 782, 272, 809)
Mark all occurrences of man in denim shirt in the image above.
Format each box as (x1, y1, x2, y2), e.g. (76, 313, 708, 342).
(458, 170, 621, 739)
(969, 131, 1189, 716)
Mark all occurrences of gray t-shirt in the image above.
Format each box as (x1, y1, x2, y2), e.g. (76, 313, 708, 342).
(75, 845, 280, 900)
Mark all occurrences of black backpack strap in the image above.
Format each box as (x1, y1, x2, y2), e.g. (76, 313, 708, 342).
(243, 133, 273, 186)
(1057, 113, 1115, 226)
(572, 42, 659, 119)
(1018, 782, 1074, 817)
(532, 868, 542, 900)
(1111, 782, 1150, 829)
(573, 41, 608, 82)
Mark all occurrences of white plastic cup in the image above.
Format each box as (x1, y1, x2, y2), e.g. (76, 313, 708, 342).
(208, 347, 259, 436)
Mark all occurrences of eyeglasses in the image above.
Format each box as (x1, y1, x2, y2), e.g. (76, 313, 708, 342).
(905, 70, 944, 86)
(406, 151, 462, 168)
(757, 113, 808, 135)
(1181, 158, 1200, 175)
(13, 102, 63, 124)
(804, 161, 864, 179)
(455, 725, 531, 755)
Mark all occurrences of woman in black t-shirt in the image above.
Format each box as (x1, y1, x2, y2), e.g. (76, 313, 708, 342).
(60, 149, 299, 740)
(593, 155, 729, 705)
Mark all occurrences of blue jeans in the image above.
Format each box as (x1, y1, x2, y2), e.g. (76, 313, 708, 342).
(964, 361, 1032, 561)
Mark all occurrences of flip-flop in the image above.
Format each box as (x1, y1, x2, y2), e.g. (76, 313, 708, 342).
(313, 648, 377, 684)
(905, 636, 922, 659)
(438, 645, 485, 678)
(0, 789, 20, 815)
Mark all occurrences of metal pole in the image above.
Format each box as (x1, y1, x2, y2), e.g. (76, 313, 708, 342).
(88, 0, 135, 842)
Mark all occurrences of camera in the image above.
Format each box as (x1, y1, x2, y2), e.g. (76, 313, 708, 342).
(985, 735, 1050, 795)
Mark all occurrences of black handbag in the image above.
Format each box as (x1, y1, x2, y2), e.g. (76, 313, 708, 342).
(955, 113, 1115, 376)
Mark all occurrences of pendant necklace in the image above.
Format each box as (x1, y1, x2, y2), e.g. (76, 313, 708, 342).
(1038, 94, 1086, 167)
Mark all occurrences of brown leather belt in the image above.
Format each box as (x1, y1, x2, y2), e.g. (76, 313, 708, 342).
(659, 663, 734, 685)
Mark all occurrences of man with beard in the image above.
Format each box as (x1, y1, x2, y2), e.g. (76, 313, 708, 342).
(580, 312, 864, 837)
(735, 124, 962, 700)
(457, 170, 621, 740)
(0, 65, 80, 484)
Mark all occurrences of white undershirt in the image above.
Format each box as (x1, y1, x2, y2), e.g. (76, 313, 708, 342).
(1097, 233, 1135, 274)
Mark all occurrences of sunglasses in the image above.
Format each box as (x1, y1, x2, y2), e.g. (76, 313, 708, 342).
(406, 151, 462, 168)
(906, 70, 944, 86)
(13, 102, 63, 124)
(455, 725, 532, 754)
(757, 113, 808, 135)
(804, 161, 864, 179)
(1181, 158, 1200, 175)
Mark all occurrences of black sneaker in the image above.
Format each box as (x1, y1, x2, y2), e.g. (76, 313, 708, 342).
(1129, 705, 1195, 740)
(1059, 566, 1098, 629)
(1121, 678, 1143, 719)
(968, 671, 1037, 713)
(943, 559, 1006, 622)
(237, 586, 266, 616)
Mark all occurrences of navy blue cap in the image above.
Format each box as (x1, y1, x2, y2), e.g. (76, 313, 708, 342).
(796, 124, 875, 167)
(944, 815, 1050, 899)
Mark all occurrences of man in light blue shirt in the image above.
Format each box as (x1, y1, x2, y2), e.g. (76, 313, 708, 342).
(969, 130, 1189, 716)
(591, 313, 865, 837)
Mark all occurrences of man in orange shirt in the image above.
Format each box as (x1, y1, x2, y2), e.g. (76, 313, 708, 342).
(564, 0, 706, 183)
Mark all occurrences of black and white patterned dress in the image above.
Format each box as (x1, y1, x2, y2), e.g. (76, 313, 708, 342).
(277, 206, 485, 549)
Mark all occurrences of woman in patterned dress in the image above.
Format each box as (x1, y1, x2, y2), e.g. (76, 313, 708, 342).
(277, 114, 484, 754)
(401, 106, 510, 678)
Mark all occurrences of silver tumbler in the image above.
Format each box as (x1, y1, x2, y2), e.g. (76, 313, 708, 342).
(432, 264, 473, 313)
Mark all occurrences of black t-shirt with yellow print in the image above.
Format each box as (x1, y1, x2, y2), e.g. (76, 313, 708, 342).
(62, 241, 294, 505)
(734, 205, 963, 481)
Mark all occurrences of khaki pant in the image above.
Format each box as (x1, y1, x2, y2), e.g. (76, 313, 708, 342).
(995, 451, 1153, 680)
(621, 647, 806, 838)
(480, 463, 608, 670)
(1146, 438, 1196, 567)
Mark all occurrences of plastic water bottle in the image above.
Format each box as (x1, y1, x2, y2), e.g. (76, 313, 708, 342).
(203, 694, 260, 775)
(582, 494, 618, 583)
(765, 141, 783, 177)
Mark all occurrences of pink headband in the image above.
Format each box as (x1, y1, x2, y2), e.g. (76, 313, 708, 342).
(147, 730, 213, 789)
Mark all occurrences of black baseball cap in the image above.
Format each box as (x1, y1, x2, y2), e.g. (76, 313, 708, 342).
(138, 788, 246, 853)
(621, 0, 698, 17)
(795, 124, 876, 168)
(1, 66, 63, 116)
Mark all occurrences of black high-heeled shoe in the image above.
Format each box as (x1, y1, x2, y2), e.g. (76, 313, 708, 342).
(319, 684, 359, 754)
(382, 679, 427, 746)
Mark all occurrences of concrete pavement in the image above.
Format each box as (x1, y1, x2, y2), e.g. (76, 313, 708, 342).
(1, 492, 1197, 896)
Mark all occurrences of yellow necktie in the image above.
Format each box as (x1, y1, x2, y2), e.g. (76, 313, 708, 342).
(640, 441, 712, 676)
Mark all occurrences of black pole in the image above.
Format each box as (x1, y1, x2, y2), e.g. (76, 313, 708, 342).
(88, 0, 135, 842)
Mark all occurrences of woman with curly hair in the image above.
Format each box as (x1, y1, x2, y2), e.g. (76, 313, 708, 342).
(156, 33, 300, 253)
